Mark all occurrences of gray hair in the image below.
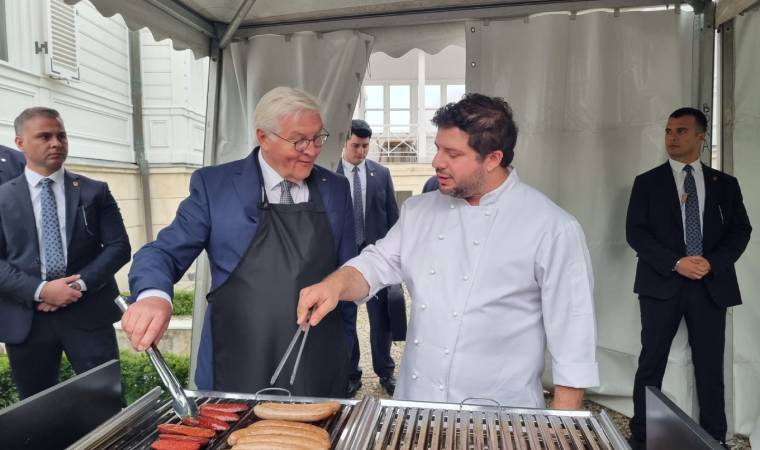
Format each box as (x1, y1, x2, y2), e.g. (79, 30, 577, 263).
(14, 107, 63, 135)
(253, 87, 322, 133)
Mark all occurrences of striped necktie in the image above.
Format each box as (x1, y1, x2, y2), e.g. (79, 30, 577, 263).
(40, 178, 66, 280)
(352, 166, 365, 246)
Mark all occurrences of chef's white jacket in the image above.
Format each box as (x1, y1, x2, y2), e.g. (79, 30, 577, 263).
(346, 169, 599, 407)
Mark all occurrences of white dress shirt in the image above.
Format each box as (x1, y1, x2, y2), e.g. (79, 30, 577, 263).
(668, 158, 705, 235)
(346, 169, 599, 407)
(341, 159, 367, 218)
(137, 151, 309, 304)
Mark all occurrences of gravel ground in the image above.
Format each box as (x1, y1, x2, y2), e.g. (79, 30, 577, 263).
(352, 300, 752, 449)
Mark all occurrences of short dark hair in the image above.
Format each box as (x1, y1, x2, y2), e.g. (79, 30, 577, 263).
(431, 93, 518, 167)
(669, 107, 707, 133)
(14, 107, 63, 136)
(349, 119, 372, 139)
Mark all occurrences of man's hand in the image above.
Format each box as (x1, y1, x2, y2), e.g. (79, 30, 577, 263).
(676, 257, 710, 280)
(551, 385, 585, 410)
(37, 303, 59, 312)
(40, 275, 83, 306)
(121, 297, 172, 351)
(298, 280, 341, 327)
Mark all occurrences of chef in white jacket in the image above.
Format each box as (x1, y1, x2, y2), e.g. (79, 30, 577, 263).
(299, 93, 599, 409)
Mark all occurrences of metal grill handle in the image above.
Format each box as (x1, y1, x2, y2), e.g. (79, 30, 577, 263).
(114, 296, 199, 419)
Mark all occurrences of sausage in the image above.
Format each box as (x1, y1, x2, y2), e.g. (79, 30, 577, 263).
(150, 439, 202, 450)
(252, 401, 340, 422)
(157, 423, 216, 438)
(230, 436, 323, 450)
(180, 416, 200, 427)
(199, 407, 240, 422)
(197, 415, 230, 431)
(228, 420, 330, 446)
(235, 430, 329, 448)
(158, 434, 210, 445)
(200, 402, 249, 413)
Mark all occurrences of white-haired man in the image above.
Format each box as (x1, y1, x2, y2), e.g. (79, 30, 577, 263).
(123, 87, 357, 396)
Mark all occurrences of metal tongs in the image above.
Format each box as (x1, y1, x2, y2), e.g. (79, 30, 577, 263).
(269, 307, 313, 386)
(114, 296, 199, 419)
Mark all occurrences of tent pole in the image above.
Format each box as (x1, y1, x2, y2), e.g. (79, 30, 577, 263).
(188, 40, 223, 389)
(694, 2, 716, 167)
(219, 0, 257, 49)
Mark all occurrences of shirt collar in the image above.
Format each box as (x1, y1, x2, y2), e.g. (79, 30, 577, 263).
(477, 166, 518, 206)
(25, 166, 65, 188)
(258, 150, 304, 194)
(668, 158, 702, 175)
(342, 158, 366, 173)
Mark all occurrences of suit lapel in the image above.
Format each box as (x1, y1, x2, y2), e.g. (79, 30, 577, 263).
(701, 164, 720, 245)
(9, 176, 39, 256)
(64, 171, 81, 246)
(657, 162, 683, 232)
(336, 160, 345, 176)
(233, 151, 262, 221)
(364, 159, 378, 211)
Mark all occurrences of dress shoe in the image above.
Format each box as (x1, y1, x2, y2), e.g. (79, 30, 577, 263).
(346, 378, 362, 398)
(627, 436, 645, 450)
(379, 376, 396, 396)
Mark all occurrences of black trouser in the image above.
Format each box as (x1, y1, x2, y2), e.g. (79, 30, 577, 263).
(5, 311, 121, 399)
(350, 287, 396, 381)
(630, 281, 727, 443)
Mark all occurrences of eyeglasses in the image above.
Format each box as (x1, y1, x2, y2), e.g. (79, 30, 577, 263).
(268, 130, 330, 152)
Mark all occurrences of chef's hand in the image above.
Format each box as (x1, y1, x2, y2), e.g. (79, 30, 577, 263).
(121, 296, 172, 351)
(298, 280, 341, 328)
(40, 274, 83, 306)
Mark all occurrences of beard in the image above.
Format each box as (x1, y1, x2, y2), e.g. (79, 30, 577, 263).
(439, 166, 486, 199)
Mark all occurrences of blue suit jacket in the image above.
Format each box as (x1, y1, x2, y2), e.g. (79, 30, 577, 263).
(129, 150, 357, 388)
(337, 159, 399, 244)
(0, 170, 131, 343)
(0, 145, 25, 185)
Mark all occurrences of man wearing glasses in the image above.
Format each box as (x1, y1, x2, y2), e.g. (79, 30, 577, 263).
(123, 87, 357, 397)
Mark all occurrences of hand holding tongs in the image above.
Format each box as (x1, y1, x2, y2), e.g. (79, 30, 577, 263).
(114, 296, 199, 419)
(270, 307, 313, 386)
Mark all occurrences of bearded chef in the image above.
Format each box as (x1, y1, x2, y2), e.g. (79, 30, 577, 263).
(298, 93, 599, 409)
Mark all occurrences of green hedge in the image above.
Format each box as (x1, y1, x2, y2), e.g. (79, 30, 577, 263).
(121, 289, 195, 316)
(0, 351, 190, 408)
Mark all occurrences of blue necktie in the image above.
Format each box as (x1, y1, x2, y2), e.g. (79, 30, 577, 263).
(40, 178, 66, 280)
(279, 180, 295, 204)
(683, 165, 702, 256)
(352, 166, 365, 246)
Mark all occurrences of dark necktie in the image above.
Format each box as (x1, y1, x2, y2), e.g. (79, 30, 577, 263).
(279, 180, 295, 204)
(352, 166, 365, 246)
(40, 178, 66, 280)
(683, 165, 702, 256)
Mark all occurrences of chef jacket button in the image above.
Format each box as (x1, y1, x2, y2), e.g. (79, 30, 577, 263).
(430, 269, 436, 275)
(421, 304, 427, 310)
(450, 204, 455, 209)
(462, 275, 469, 281)
(438, 234, 444, 240)
(485, 210, 491, 216)
(473, 240, 480, 246)
(439, 384, 445, 391)
(414, 339, 420, 345)
(444, 348, 450, 355)
(452, 312, 458, 317)
(412, 374, 418, 380)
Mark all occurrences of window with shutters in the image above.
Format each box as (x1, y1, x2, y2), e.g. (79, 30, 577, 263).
(44, 0, 79, 79)
(0, 0, 8, 62)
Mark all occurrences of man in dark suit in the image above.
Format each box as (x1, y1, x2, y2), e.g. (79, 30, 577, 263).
(0, 107, 131, 399)
(123, 87, 356, 396)
(626, 107, 752, 448)
(0, 144, 25, 184)
(337, 119, 400, 396)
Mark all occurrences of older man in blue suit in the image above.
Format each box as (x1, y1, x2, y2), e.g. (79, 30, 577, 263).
(123, 87, 357, 396)
(337, 119, 400, 396)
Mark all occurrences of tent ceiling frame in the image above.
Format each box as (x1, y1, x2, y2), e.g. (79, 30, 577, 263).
(232, 0, 680, 38)
(144, 0, 216, 38)
(219, 0, 258, 49)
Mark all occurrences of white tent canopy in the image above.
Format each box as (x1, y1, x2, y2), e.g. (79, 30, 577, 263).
(67, 0, 760, 440)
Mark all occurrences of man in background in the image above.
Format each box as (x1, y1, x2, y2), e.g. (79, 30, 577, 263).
(337, 119, 401, 397)
(0, 144, 25, 184)
(0, 107, 130, 398)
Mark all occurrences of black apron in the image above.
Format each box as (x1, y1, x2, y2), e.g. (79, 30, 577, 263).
(208, 151, 349, 396)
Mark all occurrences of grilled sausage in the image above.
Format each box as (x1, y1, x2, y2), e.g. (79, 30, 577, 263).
(200, 402, 249, 413)
(227, 420, 329, 446)
(230, 435, 326, 450)
(199, 407, 240, 422)
(197, 415, 229, 431)
(252, 401, 340, 422)
(150, 439, 202, 450)
(157, 423, 216, 438)
(248, 419, 330, 439)
(235, 430, 329, 448)
(157, 434, 210, 445)
(231, 444, 312, 450)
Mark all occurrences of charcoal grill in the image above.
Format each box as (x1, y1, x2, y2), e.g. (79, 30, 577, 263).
(72, 389, 627, 450)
